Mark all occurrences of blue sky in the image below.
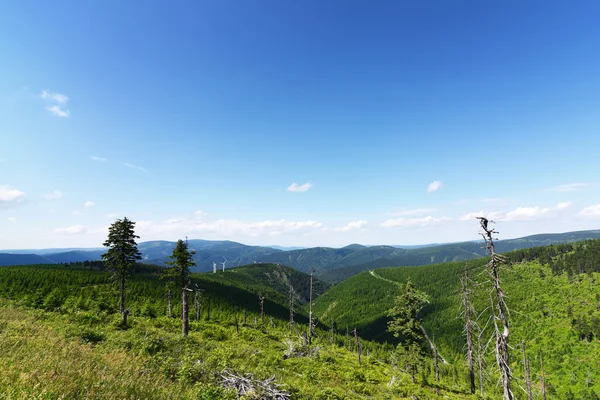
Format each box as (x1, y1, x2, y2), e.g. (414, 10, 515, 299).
(1, 1, 600, 249)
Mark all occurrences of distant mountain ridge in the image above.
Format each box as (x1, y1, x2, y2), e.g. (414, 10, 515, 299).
(2, 230, 600, 280)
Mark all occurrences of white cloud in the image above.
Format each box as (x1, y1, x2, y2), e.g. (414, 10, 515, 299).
(460, 202, 572, 223)
(578, 204, 600, 218)
(53, 225, 87, 235)
(390, 208, 437, 217)
(43, 190, 63, 200)
(287, 182, 312, 192)
(41, 90, 68, 104)
(505, 206, 552, 221)
(194, 210, 207, 218)
(40, 90, 70, 118)
(46, 105, 70, 118)
(381, 216, 451, 228)
(90, 156, 107, 162)
(7, 217, 16, 223)
(84, 201, 95, 208)
(124, 162, 148, 172)
(106, 213, 119, 219)
(136, 217, 323, 238)
(0, 185, 25, 207)
(334, 220, 368, 232)
(550, 183, 591, 192)
(555, 201, 572, 211)
(427, 181, 443, 193)
(72, 210, 83, 216)
(459, 211, 505, 221)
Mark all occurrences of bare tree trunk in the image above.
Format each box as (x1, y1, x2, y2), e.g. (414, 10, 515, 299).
(167, 288, 173, 318)
(120, 274, 127, 326)
(522, 341, 533, 400)
(182, 286, 189, 336)
(195, 295, 200, 321)
(235, 312, 239, 333)
(461, 265, 476, 394)
(259, 294, 265, 324)
(478, 217, 513, 400)
(243, 309, 247, 325)
(540, 351, 547, 400)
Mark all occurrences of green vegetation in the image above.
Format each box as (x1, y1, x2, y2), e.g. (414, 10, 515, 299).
(313, 240, 600, 399)
(0, 262, 474, 399)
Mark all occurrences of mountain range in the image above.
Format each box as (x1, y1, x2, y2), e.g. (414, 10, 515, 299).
(1, 229, 600, 281)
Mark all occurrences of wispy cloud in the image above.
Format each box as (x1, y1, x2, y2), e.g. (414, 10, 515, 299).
(40, 90, 70, 117)
(334, 220, 367, 232)
(381, 216, 451, 228)
(287, 182, 312, 192)
(0, 185, 25, 207)
(136, 217, 323, 238)
(124, 162, 148, 172)
(427, 181, 443, 193)
(84, 201, 95, 208)
(46, 105, 70, 118)
(459, 211, 504, 221)
(549, 183, 592, 192)
(53, 225, 87, 235)
(41, 90, 68, 104)
(577, 204, 600, 218)
(7, 217, 16, 223)
(106, 213, 119, 219)
(90, 156, 107, 162)
(460, 202, 572, 223)
(43, 190, 63, 200)
(389, 208, 437, 217)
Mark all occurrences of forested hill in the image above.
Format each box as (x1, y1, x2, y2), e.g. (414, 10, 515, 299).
(313, 239, 600, 399)
(2, 229, 600, 281)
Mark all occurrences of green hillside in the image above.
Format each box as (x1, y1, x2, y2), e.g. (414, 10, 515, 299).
(313, 240, 600, 399)
(0, 262, 474, 399)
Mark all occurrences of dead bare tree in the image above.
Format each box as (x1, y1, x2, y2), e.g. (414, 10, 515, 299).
(354, 328, 361, 365)
(460, 264, 477, 394)
(478, 217, 513, 400)
(259, 294, 265, 324)
(522, 341, 533, 400)
(194, 285, 202, 321)
(243, 309, 247, 325)
(166, 288, 173, 318)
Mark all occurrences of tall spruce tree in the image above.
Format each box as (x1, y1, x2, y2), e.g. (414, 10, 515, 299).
(101, 217, 142, 326)
(165, 239, 196, 336)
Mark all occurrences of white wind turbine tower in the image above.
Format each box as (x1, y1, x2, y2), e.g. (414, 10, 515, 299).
(213, 262, 217, 274)
(221, 257, 227, 272)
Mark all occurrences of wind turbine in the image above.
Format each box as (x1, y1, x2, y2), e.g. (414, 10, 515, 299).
(221, 257, 227, 272)
(213, 262, 217, 274)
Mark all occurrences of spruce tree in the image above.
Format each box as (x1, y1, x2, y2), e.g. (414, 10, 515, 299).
(101, 217, 142, 326)
(165, 239, 196, 336)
